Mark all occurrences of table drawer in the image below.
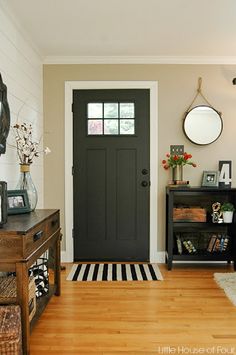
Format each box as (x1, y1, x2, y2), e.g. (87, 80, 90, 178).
(24, 221, 47, 257)
(46, 211, 60, 236)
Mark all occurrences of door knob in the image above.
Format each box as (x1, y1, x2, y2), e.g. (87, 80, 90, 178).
(142, 169, 148, 175)
(141, 181, 148, 187)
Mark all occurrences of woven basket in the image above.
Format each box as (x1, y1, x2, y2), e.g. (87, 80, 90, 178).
(0, 305, 22, 355)
(0, 276, 36, 321)
(0, 276, 16, 301)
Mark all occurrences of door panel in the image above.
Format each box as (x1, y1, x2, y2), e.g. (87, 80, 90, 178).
(116, 149, 136, 240)
(87, 149, 106, 241)
(73, 89, 150, 261)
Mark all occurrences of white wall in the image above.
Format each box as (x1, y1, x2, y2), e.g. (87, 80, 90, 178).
(0, 5, 44, 206)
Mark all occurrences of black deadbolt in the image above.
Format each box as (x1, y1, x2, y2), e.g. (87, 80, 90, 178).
(141, 181, 148, 187)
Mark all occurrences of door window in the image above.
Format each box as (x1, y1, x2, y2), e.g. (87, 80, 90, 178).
(87, 102, 135, 136)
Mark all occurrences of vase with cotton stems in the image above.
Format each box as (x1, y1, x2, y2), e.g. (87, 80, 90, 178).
(11, 123, 51, 211)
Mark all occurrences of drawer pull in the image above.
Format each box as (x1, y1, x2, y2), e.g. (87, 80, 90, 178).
(33, 230, 44, 242)
(51, 219, 58, 227)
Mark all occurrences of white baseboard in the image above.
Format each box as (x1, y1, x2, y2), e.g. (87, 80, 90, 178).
(61, 251, 71, 263)
(156, 252, 165, 263)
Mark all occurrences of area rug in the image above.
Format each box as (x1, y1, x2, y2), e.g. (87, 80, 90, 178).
(67, 263, 163, 281)
(214, 272, 236, 306)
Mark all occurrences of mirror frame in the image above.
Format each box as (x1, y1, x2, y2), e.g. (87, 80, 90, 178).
(183, 105, 223, 146)
(0, 74, 10, 155)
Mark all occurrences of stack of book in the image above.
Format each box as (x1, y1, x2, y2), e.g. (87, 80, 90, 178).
(183, 240, 197, 254)
(176, 235, 197, 254)
(207, 234, 229, 253)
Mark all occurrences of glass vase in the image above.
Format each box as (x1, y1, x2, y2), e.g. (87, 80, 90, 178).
(16, 164, 38, 211)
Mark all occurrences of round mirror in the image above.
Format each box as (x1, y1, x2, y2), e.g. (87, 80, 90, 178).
(183, 105, 223, 145)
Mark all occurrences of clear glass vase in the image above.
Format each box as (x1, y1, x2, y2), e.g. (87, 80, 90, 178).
(16, 164, 38, 211)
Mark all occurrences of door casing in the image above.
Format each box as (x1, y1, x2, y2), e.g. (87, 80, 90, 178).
(64, 81, 158, 262)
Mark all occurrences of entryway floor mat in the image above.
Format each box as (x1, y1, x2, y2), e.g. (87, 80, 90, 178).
(67, 263, 163, 281)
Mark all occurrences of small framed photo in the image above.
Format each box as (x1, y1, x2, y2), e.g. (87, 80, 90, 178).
(7, 190, 31, 215)
(201, 171, 219, 187)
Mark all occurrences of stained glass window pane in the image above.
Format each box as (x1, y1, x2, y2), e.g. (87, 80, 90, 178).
(88, 103, 103, 118)
(104, 103, 118, 118)
(120, 103, 135, 118)
(104, 120, 119, 135)
(120, 119, 135, 135)
(88, 120, 103, 135)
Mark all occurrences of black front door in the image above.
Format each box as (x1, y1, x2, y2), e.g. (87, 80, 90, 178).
(73, 89, 150, 261)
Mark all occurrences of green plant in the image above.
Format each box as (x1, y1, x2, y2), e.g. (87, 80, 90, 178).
(220, 202, 235, 212)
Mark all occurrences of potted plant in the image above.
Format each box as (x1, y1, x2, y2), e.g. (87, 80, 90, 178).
(220, 202, 235, 223)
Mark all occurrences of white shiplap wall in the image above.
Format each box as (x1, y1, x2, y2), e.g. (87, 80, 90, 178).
(0, 5, 44, 207)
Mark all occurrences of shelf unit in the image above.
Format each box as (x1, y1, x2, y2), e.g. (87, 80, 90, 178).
(166, 187, 236, 270)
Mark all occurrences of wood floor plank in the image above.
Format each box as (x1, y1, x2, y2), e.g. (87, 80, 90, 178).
(30, 264, 236, 354)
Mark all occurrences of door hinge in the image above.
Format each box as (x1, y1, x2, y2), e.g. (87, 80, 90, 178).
(71, 103, 74, 113)
(72, 166, 74, 175)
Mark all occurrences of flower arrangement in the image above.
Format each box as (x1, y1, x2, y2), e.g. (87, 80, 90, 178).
(162, 152, 196, 170)
(12, 123, 50, 164)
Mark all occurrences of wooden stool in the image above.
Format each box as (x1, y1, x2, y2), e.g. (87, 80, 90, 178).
(0, 305, 22, 355)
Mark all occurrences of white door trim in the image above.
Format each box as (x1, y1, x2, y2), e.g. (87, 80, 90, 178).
(64, 81, 158, 262)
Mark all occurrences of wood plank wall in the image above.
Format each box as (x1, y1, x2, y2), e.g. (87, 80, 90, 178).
(0, 5, 44, 207)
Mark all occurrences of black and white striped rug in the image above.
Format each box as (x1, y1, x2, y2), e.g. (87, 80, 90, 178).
(67, 263, 163, 281)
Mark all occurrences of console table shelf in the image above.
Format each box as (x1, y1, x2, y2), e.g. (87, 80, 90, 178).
(166, 187, 236, 270)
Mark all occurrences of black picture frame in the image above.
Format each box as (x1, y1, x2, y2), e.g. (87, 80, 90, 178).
(7, 189, 31, 215)
(201, 171, 219, 187)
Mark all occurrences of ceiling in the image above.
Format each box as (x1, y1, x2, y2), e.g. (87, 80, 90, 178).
(2, 0, 236, 62)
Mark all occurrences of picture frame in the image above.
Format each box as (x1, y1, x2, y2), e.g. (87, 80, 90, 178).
(201, 171, 219, 187)
(7, 189, 31, 215)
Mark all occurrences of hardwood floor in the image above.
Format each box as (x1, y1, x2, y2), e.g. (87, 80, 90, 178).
(30, 263, 236, 354)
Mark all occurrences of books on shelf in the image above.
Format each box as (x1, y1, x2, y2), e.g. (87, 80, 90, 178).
(207, 234, 229, 253)
(176, 234, 182, 254)
(175, 233, 230, 255)
(182, 240, 197, 254)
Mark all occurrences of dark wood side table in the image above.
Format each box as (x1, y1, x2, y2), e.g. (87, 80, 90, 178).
(0, 209, 61, 355)
(166, 187, 236, 270)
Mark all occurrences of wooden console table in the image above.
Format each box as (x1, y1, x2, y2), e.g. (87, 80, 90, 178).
(0, 209, 61, 355)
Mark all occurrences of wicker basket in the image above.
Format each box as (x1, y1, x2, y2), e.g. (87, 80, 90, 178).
(0, 276, 36, 321)
(0, 305, 22, 355)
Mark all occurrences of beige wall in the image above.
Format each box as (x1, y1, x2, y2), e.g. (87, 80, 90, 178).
(43, 64, 236, 253)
